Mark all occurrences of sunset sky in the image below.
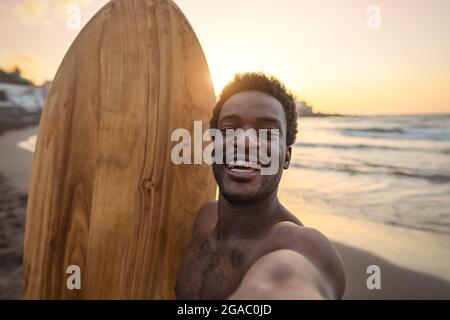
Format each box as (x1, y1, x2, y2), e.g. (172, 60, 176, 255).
(0, 0, 449, 115)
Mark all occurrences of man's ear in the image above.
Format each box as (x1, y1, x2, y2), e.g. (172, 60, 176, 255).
(284, 147, 292, 169)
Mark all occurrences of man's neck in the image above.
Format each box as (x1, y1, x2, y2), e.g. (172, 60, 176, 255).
(215, 188, 280, 241)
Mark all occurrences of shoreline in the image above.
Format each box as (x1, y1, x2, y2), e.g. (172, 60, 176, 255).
(280, 191, 450, 284)
(0, 125, 38, 193)
(298, 112, 450, 118)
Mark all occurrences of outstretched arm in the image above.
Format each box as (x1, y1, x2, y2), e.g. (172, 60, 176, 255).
(228, 249, 340, 300)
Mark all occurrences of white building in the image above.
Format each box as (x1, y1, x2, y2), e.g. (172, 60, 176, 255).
(0, 82, 45, 112)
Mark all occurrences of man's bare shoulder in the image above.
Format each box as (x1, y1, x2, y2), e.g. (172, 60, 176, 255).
(268, 221, 346, 299)
(191, 200, 218, 235)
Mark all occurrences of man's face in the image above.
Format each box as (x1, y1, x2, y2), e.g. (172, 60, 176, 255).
(212, 90, 291, 205)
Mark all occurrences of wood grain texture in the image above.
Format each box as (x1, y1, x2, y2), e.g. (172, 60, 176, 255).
(23, 0, 216, 299)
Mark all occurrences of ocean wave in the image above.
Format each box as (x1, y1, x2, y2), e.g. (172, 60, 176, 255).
(295, 142, 406, 151)
(340, 127, 450, 141)
(294, 142, 450, 154)
(290, 162, 450, 183)
(382, 220, 450, 235)
(389, 171, 450, 183)
(344, 127, 405, 134)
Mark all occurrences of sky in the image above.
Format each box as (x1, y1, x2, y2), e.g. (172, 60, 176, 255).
(0, 0, 449, 115)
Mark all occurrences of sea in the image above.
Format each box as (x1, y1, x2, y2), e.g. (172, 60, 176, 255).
(285, 114, 450, 234)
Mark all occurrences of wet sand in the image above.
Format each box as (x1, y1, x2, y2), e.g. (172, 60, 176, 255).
(280, 171, 450, 284)
(0, 173, 27, 300)
(0, 126, 36, 300)
(335, 242, 450, 299)
(282, 201, 450, 286)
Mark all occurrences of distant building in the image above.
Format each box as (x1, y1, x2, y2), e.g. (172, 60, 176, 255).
(0, 69, 50, 113)
(295, 101, 314, 116)
(0, 82, 45, 113)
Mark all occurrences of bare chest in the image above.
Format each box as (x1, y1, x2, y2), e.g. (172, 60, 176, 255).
(176, 237, 258, 300)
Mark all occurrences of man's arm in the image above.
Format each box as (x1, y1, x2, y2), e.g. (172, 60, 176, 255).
(228, 249, 335, 299)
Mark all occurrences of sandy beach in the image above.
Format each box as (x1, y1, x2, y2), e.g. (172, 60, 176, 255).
(0, 173, 27, 300)
(1, 125, 450, 299)
(335, 242, 450, 299)
(0, 126, 37, 299)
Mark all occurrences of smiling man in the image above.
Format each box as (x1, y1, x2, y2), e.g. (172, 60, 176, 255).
(175, 72, 346, 300)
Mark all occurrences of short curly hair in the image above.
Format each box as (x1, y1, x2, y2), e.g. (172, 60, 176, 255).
(210, 72, 298, 146)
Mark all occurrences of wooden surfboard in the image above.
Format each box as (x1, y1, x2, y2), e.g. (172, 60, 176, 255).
(23, 0, 216, 299)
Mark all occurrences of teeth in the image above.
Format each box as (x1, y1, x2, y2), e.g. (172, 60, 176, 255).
(230, 168, 252, 173)
(226, 160, 261, 170)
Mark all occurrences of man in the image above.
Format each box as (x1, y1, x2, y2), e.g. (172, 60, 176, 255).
(175, 72, 346, 299)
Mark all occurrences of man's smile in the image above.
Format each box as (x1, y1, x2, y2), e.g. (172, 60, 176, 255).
(226, 160, 262, 171)
(223, 161, 261, 181)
